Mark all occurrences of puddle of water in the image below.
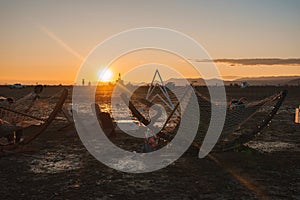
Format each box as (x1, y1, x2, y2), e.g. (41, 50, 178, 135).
(110, 155, 147, 172)
(247, 141, 300, 153)
(28, 151, 83, 174)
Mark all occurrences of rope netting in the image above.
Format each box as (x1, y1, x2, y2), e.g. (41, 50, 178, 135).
(128, 85, 287, 151)
(0, 88, 68, 147)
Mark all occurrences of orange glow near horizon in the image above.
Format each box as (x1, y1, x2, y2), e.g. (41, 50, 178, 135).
(107, 49, 200, 83)
(1, 26, 300, 85)
(1, 1, 300, 85)
(0, 25, 300, 85)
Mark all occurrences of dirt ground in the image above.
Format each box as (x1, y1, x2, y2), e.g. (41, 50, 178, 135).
(0, 86, 299, 200)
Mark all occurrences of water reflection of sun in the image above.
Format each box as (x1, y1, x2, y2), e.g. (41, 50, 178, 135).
(98, 68, 113, 82)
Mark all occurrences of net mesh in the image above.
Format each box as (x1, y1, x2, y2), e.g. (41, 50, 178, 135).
(129, 86, 286, 150)
(0, 88, 68, 145)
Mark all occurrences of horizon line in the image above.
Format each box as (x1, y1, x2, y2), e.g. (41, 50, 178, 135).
(1, 74, 300, 86)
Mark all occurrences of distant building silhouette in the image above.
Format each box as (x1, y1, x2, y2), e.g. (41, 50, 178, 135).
(116, 73, 124, 85)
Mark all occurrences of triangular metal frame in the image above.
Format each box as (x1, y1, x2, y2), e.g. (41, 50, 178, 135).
(146, 69, 174, 109)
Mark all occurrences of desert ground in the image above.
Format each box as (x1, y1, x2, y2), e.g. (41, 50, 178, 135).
(0, 85, 299, 200)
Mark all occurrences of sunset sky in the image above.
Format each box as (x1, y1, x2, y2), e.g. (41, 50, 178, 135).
(1, 0, 300, 84)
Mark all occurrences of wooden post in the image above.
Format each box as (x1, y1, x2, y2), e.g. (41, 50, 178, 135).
(296, 107, 300, 123)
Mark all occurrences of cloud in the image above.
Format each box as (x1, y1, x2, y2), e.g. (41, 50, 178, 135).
(191, 58, 300, 66)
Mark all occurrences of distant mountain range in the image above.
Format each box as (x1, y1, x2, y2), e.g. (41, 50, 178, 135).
(165, 76, 300, 86)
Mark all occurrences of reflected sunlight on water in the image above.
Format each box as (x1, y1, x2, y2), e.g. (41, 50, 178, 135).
(247, 141, 300, 153)
(28, 151, 83, 174)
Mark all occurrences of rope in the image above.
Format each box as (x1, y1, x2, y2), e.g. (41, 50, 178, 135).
(0, 106, 45, 122)
(0, 89, 68, 150)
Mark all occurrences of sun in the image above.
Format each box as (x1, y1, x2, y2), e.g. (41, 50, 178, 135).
(98, 68, 113, 82)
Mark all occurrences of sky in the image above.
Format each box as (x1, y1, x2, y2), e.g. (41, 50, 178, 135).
(0, 0, 300, 84)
